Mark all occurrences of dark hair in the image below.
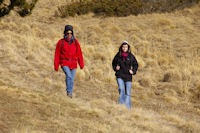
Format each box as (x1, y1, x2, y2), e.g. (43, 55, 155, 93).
(118, 42, 131, 54)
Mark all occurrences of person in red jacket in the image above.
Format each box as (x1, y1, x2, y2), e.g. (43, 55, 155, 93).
(54, 25, 84, 98)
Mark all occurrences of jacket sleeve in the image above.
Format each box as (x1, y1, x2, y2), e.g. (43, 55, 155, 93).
(112, 53, 119, 71)
(76, 40, 84, 69)
(54, 40, 61, 71)
(131, 54, 138, 75)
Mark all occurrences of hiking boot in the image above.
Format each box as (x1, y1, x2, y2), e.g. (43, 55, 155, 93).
(67, 93, 72, 98)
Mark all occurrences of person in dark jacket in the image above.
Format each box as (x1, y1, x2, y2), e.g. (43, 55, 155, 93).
(54, 25, 84, 98)
(112, 41, 138, 109)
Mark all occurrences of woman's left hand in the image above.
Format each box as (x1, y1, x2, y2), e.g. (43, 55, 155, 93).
(129, 70, 133, 74)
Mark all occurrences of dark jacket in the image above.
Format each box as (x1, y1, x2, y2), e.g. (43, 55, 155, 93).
(112, 52, 138, 82)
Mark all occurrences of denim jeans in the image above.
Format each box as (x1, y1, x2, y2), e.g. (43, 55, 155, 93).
(62, 66, 76, 95)
(117, 78, 132, 109)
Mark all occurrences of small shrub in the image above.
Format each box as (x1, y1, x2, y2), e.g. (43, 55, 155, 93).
(0, 0, 4, 4)
(58, 0, 144, 17)
(0, 0, 38, 17)
(58, 1, 94, 17)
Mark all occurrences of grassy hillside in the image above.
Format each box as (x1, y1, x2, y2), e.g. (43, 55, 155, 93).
(0, 0, 200, 132)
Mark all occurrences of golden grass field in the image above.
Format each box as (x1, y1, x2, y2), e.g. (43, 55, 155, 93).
(0, 0, 200, 132)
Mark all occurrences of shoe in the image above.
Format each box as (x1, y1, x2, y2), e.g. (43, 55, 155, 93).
(67, 93, 72, 98)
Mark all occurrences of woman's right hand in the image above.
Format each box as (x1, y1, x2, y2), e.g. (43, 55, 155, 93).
(116, 66, 120, 70)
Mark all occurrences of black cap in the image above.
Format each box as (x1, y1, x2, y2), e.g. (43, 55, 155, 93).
(64, 25, 73, 34)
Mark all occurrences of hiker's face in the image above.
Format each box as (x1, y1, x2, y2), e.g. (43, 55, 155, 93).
(66, 30, 72, 38)
(122, 44, 128, 52)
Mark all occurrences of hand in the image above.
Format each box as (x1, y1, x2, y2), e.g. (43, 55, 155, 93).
(116, 66, 120, 70)
(129, 69, 133, 74)
(80, 65, 84, 69)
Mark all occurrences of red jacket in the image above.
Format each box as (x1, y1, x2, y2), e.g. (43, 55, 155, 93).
(54, 39, 84, 71)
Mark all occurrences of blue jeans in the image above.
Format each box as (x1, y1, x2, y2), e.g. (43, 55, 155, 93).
(117, 78, 132, 109)
(62, 66, 76, 95)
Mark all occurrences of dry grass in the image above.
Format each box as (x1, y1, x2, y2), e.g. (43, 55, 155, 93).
(0, 0, 200, 132)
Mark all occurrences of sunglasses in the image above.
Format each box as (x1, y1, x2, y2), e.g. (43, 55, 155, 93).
(66, 33, 72, 35)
